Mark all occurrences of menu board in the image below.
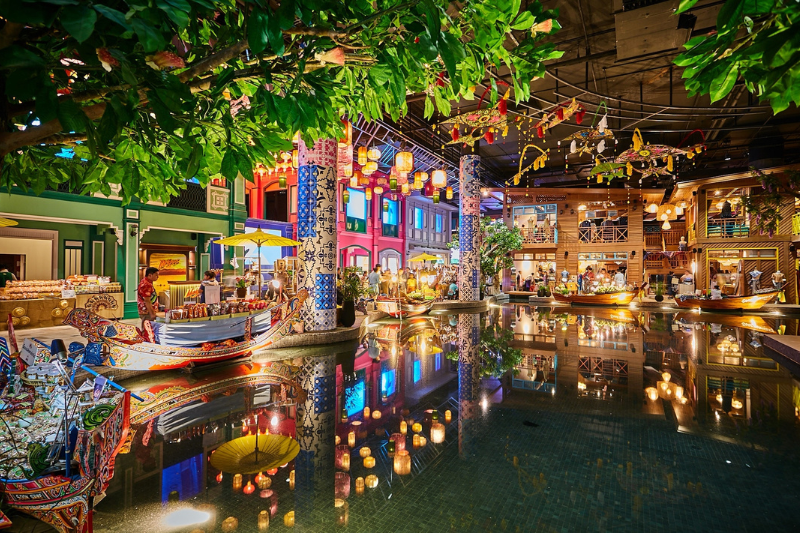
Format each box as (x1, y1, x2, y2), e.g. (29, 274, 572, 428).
(149, 252, 187, 294)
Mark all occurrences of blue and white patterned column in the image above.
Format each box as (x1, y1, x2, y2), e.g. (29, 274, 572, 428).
(295, 354, 336, 524)
(298, 139, 338, 331)
(459, 153, 481, 301)
(458, 313, 480, 459)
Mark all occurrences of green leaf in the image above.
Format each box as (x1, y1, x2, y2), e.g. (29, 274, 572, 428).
(220, 149, 239, 180)
(130, 19, 166, 53)
(156, 0, 190, 28)
(57, 99, 88, 132)
(149, 96, 177, 134)
(368, 65, 392, 86)
(709, 65, 738, 102)
(0, 45, 45, 70)
(235, 151, 252, 180)
(93, 4, 131, 30)
(0, 0, 59, 25)
(675, 0, 700, 14)
(60, 5, 97, 43)
(248, 8, 270, 54)
(97, 104, 118, 145)
(267, 13, 285, 56)
(438, 31, 466, 79)
(185, 144, 202, 178)
(511, 11, 534, 31)
(277, 0, 296, 30)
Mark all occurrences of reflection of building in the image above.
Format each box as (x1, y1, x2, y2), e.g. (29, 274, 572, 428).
(499, 187, 665, 291)
(405, 195, 457, 265)
(668, 172, 797, 302)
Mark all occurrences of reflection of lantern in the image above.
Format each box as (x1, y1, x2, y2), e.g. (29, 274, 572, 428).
(431, 169, 447, 188)
(335, 472, 350, 499)
(430, 421, 445, 444)
(335, 498, 349, 526)
(393, 450, 411, 475)
(335, 445, 351, 471)
(365, 474, 379, 488)
(348, 431, 356, 448)
(289, 470, 295, 490)
(359, 447, 371, 458)
(363, 456, 375, 468)
(259, 489, 273, 498)
(355, 476, 365, 495)
(339, 119, 352, 147)
(446, 186, 453, 200)
(216, 472, 223, 483)
(284, 512, 295, 527)
(335, 435, 341, 445)
(372, 410, 382, 420)
(233, 473, 243, 491)
(412, 434, 420, 448)
(244, 481, 255, 495)
(419, 436, 427, 447)
(387, 439, 395, 455)
(445, 410, 452, 422)
(400, 420, 407, 434)
(367, 146, 381, 161)
(390, 433, 405, 452)
(358, 146, 368, 166)
(363, 406, 370, 419)
(383, 200, 389, 212)
(412, 422, 422, 433)
(341, 408, 348, 423)
(645, 387, 658, 401)
(258, 510, 270, 531)
(222, 517, 239, 532)
(675, 386, 684, 400)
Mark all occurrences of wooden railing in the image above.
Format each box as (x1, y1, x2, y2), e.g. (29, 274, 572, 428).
(579, 225, 628, 243)
(645, 227, 685, 248)
(520, 227, 557, 244)
(707, 217, 749, 238)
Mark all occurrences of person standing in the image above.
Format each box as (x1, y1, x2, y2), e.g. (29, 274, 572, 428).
(368, 264, 381, 295)
(0, 265, 17, 288)
(137, 267, 160, 328)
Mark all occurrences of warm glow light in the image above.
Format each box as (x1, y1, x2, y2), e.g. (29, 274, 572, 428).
(358, 146, 368, 166)
(732, 399, 743, 409)
(348, 431, 356, 448)
(350, 176, 358, 188)
(647, 202, 658, 213)
(445, 410, 452, 422)
(431, 169, 447, 188)
(373, 185, 383, 195)
(446, 186, 453, 200)
(339, 119, 352, 147)
(244, 481, 256, 495)
(363, 161, 378, 175)
(393, 450, 411, 475)
(400, 421, 407, 434)
(396, 150, 414, 173)
(646, 387, 658, 401)
(430, 421, 445, 444)
(163, 508, 211, 527)
(367, 146, 381, 161)
(365, 474, 379, 488)
(662, 220, 671, 230)
(661, 372, 671, 383)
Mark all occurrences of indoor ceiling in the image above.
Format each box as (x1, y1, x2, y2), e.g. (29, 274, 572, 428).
(386, 0, 800, 198)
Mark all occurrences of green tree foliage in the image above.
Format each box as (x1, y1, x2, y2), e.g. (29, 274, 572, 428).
(448, 216, 523, 289)
(0, 0, 562, 203)
(445, 311, 522, 378)
(740, 168, 800, 237)
(674, 0, 800, 114)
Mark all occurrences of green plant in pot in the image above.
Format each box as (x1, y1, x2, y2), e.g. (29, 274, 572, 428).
(340, 268, 364, 328)
(654, 281, 665, 303)
(235, 277, 248, 299)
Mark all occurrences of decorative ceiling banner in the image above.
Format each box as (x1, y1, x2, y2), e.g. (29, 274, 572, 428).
(560, 101, 615, 160)
(614, 128, 706, 182)
(439, 83, 512, 146)
(509, 144, 549, 185)
(533, 98, 586, 138)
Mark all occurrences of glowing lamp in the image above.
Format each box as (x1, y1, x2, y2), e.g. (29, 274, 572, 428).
(431, 169, 447, 188)
(647, 202, 658, 213)
(395, 150, 414, 173)
(412, 434, 421, 448)
(339, 119, 352, 147)
(401, 182, 410, 194)
(343, 189, 350, 204)
(412, 422, 422, 433)
(284, 511, 295, 528)
(383, 200, 389, 212)
(372, 410, 381, 420)
(363, 161, 378, 175)
(363, 406, 370, 419)
(255, 472, 266, 486)
(216, 472, 223, 483)
(359, 447, 372, 458)
(257, 475, 271, 490)
(349, 176, 358, 188)
(222, 517, 239, 532)
(387, 439, 395, 455)
(278, 173, 286, 188)
(646, 387, 658, 401)
(446, 186, 453, 200)
(373, 186, 384, 195)
(445, 410, 452, 422)
(258, 510, 270, 531)
(292, 149, 298, 168)
(348, 431, 356, 448)
(233, 473, 243, 491)
(389, 177, 397, 190)
(433, 190, 440, 204)
(341, 408, 348, 423)
(662, 220, 671, 230)
(430, 421, 445, 444)
(393, 450, 411, 475)
(355, 476, 365, 495)
(363, 456, 375, 468)
(336, 445, 351, 471)
(358, 146, 368, 166)
(419, 436, 427, 447)
(367, 146, 381, 161)
(365, 474, 379, 488)
(289, 470, 295, 490)
(675, 386, 684, 400)
(390, 433, 406, 452)
(243, 481, 255, 495)
(423, 179, 435, 197)
(365, 188, 373, 201)
(732, 399, 743, 409)
(266, 468, 278, 475)
(400, 420, 407, 434)
(335, 435, 341, 445)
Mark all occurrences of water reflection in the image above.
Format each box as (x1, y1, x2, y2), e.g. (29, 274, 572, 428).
(89, 305, 800, 532)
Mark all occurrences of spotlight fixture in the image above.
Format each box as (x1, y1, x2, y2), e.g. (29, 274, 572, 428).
(724, 153, 731, 161)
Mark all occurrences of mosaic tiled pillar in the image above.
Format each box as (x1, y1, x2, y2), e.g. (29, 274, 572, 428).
(459, 154, 481, 301)
(298, 139, 338, 331)
(458, 313, 481, 459)
(295, 354, 336, 525)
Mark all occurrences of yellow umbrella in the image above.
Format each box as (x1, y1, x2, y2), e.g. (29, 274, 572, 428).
(210, 434, 300, 474)
(214, 227, 301, 295)
(0, 217, 18, 227)
(408, 253, 439, 262)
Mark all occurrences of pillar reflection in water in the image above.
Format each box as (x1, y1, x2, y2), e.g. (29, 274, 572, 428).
(457, 313, 481, 459)
(297, 138, 338, 332)
(295, 355, 336, 525)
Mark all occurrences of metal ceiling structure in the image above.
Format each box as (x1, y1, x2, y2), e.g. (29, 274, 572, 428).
(385, 0, 800, 204)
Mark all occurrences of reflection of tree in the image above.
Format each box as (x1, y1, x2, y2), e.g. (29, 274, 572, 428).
(446, 322, 523, 378)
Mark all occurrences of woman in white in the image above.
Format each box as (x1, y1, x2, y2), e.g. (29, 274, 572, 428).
(614, 269, 626, 289)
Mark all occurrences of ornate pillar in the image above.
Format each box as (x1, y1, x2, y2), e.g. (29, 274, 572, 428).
(295, 354, 336, 525)
(297, 139, 338, 331)
(457, 313, 481, 459)
(459, 150, 481, 301)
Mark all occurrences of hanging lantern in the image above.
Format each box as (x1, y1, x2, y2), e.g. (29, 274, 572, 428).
(348, 431, 356, 447)
(292, 149, 298, 168)
(365, 188, 373, 201)
(431, 169, 447, 189)
(662, 219, 671, 230)
(412, 422, 422, 433)
(278, 173, 287, 188)
(423, 180, 434, 197)
(400, 420, 408, 434)
(365, 474, 379, 489)
(445, 186, 453, 200)
(412, 434, 421, 448)
(401, 182, 410, 195)
(363, 456, 376, 468)
(233, 473, 243, 491)
(358, 172, 369, 186)
(415, 170, 429, 183)
(389, 177, 397, 190)
(363, 161, 378, 175)
(414, 175, 423, 190)
(339, 119, 352, 147)
(373, 186, 384, 195)
(357, 146, 368, 166)
(433, 190, 440, 204)
(343, 162, 353, 178)
(341, 408, 348, 423)
(350, 176, 358, 188)
(367, 146, 381, 161)
(243, 481, 256, 495)
(383, 200, 389, 212)
(395, 150, 414, 174)
(647, 202, 658, 214)
(359, 447, 372, 458)
(355, 477, 365, 495)
(445, 410, 452, 422)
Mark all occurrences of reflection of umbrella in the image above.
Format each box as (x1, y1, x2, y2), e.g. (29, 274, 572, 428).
(0, 217, 18, 227)
(408, 253, 439, 262)
(214, 228, 301, 295)
(210, 434, 300, 475)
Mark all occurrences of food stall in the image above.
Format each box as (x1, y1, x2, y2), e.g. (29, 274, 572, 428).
(0, 276, 123, 330)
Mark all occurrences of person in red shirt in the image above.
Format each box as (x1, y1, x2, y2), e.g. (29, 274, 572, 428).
(137, 267, 160, 328)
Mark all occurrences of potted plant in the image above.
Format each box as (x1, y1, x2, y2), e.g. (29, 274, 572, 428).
(654, 281, 664, 302)
(235, 277, 248, 299)
(340, 268, 364, 327)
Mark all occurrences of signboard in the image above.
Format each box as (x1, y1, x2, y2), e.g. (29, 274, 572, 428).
(20, 339, 38, 366)
(535, 194, 566, 203)
(61, 289, 76, 299)
(207, 185, 230, 215)
(345, 188, 367, 233)
(149, 252, 187, 294)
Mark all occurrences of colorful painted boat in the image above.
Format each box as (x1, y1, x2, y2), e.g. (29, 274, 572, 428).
(375, 297, 434, 318)
(64, 291, 307, 371)
(0, 392, 130, 533)
(552, 291, 637, 306)
(674, 291, 778, 311)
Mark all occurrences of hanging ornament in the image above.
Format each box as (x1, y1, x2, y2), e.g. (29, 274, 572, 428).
(278, 173, 287, 188)
(292, 149, 299, 168)
(383, 199, 389, 212)
(615, 128, 705, 180)
(432, 190, 440, 204)
(511, 144, 549, 185)
(363, 161, 378, 175)
(367, 146, 381, 161)
(389, 177, 397, 190)
(484, 130, 495, 144)
(431, 169, 447, 189)
(395, 149, 414, 174)
(343, 189, 350, 204)
(339, 119, 352, 147)
(451, 127, 459, 142)
(597, 140, 606, 153)
(350, 176, 358, 188)
(445, 186, 453, 200)
(365, 188, 373, 201)
(533, 98, 585, 139)
(357, 146, 368, 166)
(373, 186, 384, 195)
(401, 182, 410, 195)
(423, 180, 435, 197)
(569, 140, 577, 154)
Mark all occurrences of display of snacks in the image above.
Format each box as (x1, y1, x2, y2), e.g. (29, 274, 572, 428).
(166, 300, 272, 321)
(0, 279, 122, 300)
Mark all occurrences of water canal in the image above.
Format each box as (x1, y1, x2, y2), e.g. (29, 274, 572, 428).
(92, 305, 800, 532)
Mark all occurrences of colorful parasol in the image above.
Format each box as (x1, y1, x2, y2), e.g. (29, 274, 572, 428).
(408, 253, 440, 262)
(0, 217, 18, 227)
(214, 227, 301, 295)
(210, 434, 300, 475)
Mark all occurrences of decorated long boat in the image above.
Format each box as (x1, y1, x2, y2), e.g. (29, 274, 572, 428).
(0, 391, 130, 533)
(64, 291, 307, 371)
(552, 291, 637, 306)
(674, 291, 778, 311)
(375, 296, 434, 318)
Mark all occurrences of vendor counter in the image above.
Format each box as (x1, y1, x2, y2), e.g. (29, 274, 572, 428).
(0, 292, 124, 330)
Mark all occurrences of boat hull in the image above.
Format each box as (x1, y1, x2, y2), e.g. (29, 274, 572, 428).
(674, 291, 778, 311)
(375, 298, 433, 318)
(552, 292, 637, 306)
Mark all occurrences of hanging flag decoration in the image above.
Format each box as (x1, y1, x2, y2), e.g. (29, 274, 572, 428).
(559, 101, 614, 158)
(614, 128, 705, 181)
(533, 98, 585, 138)
(509, 144, 549, 185)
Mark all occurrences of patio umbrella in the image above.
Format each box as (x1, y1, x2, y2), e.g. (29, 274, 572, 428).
(214, 227, 301, 296)
(0, 217, 18, 227)
(210, 434, 300, 474)
(408, 253, 439, 262)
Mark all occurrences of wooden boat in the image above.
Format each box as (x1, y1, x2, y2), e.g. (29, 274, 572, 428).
(552, 291, 637, 306)
(674, 291, 778, 311)
(675, 312, 776, 334)
(375, 296, 434, 318)
(1, 392, 131, 533)
(64, 291, 307, 371)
